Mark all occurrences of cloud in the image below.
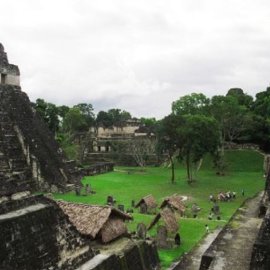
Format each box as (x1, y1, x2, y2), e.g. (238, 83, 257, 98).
(1, 0, 270, 118)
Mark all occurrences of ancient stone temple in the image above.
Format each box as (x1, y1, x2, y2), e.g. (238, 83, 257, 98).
(0, 43, 78, 194)
(0, 44, 160, 270)
(0, 44, 20, 86)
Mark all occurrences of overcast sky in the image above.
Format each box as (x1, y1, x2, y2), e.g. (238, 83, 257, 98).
(1, 0, 270, 118)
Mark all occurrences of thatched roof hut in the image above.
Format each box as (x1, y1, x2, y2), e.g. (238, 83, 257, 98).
(57, 200, 132, 243)
(135, 194, 157, 213)
(160, 194, 186, 215)
(148, 207, 179, 233)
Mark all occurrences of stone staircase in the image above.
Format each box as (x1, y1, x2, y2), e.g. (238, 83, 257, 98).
(0, 110, 34, 195)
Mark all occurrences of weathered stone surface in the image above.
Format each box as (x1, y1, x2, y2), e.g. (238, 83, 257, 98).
(0, 43, 20, 85)
(95, 238, 160, 270)
(0, 193, 160, 270)
(0, 85, 78, 194)
(0, 194, 97, 270)
(250, 209, 270, 269)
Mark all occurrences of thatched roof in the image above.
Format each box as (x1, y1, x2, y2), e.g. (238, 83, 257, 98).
(56, 200, 132, 241)
(160, 194, 186, 213)
(148, 207, 179, 233)
(135, 194, 157, 209)
(101, 217, 127, 243)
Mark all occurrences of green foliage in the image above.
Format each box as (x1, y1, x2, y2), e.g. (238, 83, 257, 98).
(140, 117, 158, 131)
(157, 114, 184, 183)
(62, 108, 88, 133)
(57, 105, 70, 118)
(34, 98, 60, 134)
(73, 103, 95, 126)
(96, 108, 132, 127)
(158, 113, 220, 182)
(226, 88, 253, 108)
(178, 115, 220, 182)
(210, 95, 249, 142)
(253, 87, 270, 117)
(172, 93, 210, 116)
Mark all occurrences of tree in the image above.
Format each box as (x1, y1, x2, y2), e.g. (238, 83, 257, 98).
(96, 111, 113, 128)
(252, 87, 270, 117)
(210, 95, 248, 143)
(226, 88, 253, 108)
(34, 98, 60, 135)
(34, 98, 47, 121)
(107, 108, 131, 126)
(62, 108, 88, 135)
(157, 115, 183, 183)
(73, 103, 95, 127)
(46, 103, 60, 134)
(96, 109, 132, 127)
(128, 137, 156, 167)
(172, 93, 210, 116)
(57, 105, 70, 119)
(177, 115, 220, 183)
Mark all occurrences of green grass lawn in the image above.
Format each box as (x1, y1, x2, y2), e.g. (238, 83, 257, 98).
(53, 150, 264, 269)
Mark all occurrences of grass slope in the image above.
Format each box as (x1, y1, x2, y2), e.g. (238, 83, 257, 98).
(54, 150, 264, 269)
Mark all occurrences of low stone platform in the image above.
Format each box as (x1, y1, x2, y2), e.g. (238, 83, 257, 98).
(0, 193, 160, 270)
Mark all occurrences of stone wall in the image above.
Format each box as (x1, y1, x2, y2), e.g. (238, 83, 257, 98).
(250, 172, 270, 269)
(250, 209, 270, 269)
(86, 152, 160, 166)
(224, 142, 260, 151)
(0, 85, 77, 194)
(0, 194, 97, 270)
(83, 162, 114, 176)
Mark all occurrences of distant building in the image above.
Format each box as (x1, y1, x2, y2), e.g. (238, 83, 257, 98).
(0, 43, 20, 86)
(92, 119, 153, 153)
(84, 120, 158, 166)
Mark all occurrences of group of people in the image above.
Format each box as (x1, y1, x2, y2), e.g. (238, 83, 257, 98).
(209, 191, 237, 202)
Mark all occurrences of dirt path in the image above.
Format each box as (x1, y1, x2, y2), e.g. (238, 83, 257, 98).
(172, 192, 263, 270)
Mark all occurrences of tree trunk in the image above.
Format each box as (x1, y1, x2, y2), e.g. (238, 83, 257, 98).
(186, 154, 191, 183)
(169, 154, 175, 184)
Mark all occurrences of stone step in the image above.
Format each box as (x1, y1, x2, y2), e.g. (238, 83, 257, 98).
(0, 203, 48, 221)
(0, 162, 9, 168)
(9, 159, 28, 170)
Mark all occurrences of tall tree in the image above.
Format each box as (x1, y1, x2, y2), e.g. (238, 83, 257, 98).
(96, 109, 132, 127)
(157, 115, 184, 183)
(226, 88, 253, 108)
(250, 87, 270, 151)
(177, 115, 220, 183)
(172, 93, 210, 116)
(62, 108, 88, 135)
(34, 98, 59, 135)
(96, 111, 113, 128)
(73, 103, 95, 126)
(210, 95, 248, 143)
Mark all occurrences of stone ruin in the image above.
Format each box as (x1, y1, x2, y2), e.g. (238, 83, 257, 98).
(0, 43, 160, 270)
(250, 161, 270, 269)
(0, 193, 160, 270)
(0, 43, 20, 86)
(0, 43, 79, 194)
